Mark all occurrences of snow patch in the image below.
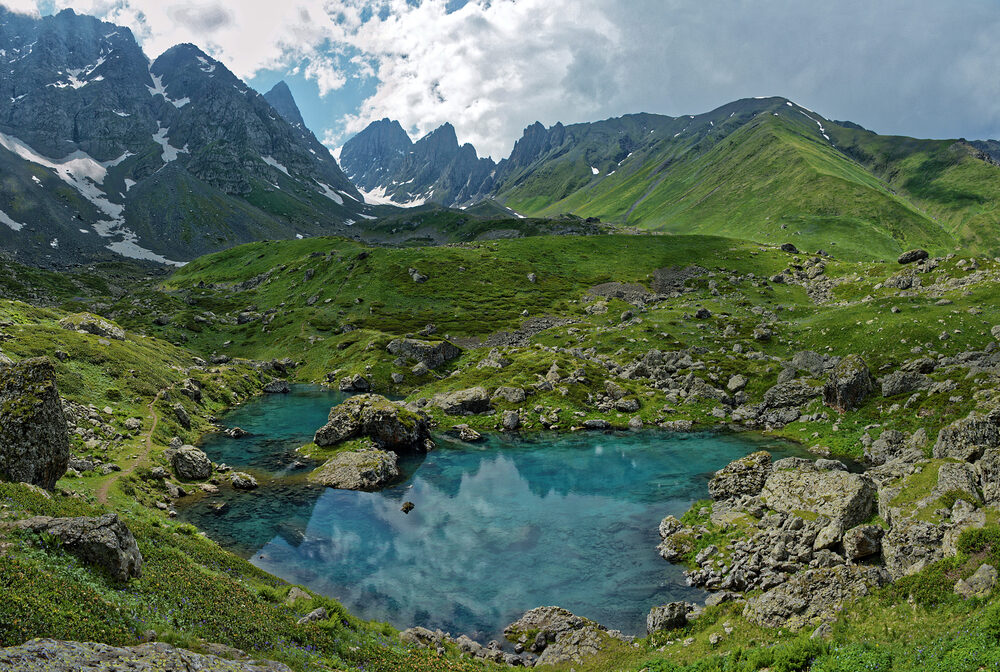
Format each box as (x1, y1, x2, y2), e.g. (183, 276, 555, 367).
(30, 175, 41, 186)
(358, 185, 426, 207)
(113, 110, 130, 117)
(124, 178, 136, 191)
(171, 97, 190, 108)
(196, 55, 216, 73)
(49, 58, 106, 89)
(147, 71, 189, 107)
(796, 109, 832, 142)
(79, 228, 89, 234)
(152, 124, 188, 163)
(311, 180, 344, 205)
(344, 219, 355, 226)
(358, 213, 377, 220)
(0, 209, 25, 231)
(49, 238, 58, 249)
(591, 166, 600, 175)
(262, 156, 290, 176)
(295, 233, 304, 239)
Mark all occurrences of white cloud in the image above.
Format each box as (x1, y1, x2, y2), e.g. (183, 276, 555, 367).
(0, 0, 40, 16)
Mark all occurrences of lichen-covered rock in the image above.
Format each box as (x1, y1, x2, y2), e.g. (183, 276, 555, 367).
(935, 462, 981, 503)
(503, 606, 627, 666)
(763, 380, 822, 408)
(977, 448, 1000, 505)
(432, 387, 491, 415)
(934, 409, 1000, 462)
(386, 338, 461, 369)
(646, 602, 694, 633)
(761, 462, 875, 529)
(0, 357, 69, 490)
(880, 371, 930, 398)
(338, 374, 371, 393)
(263, 379, 290, 394)
(502, 410, 521, 431)
(882, 519, 945, 578)
(0, 639, 291, 671)
(58, 312, 126, 340)
(709, 451, 772, 501)
(230, 472, 259, 490)
(842, 524, 884, 561)
(14, 513, 142, 581)
(823, 354, 875, 413)
(172, 403, 192, 430)
(313, 394, 431, 451)
(898, 249, 929, 264)
(169, 445, 213, 481)
(955, 564, 998, 599)
(309, 449, 400, 490)
(743, 565, 888, 629)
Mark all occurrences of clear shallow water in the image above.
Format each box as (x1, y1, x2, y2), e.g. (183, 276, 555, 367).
(180, 387, 806, 641)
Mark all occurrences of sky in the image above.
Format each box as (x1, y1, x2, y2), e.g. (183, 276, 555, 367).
(5, 0, 1000, 160)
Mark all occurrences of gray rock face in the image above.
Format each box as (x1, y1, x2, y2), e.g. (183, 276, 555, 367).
(503, 606, 627, 666)
(882, 519, 945, 578)
(433, 387, 491, 415)
(502, 410, 521, 431)
(743, 565, 889, 630)
(842, 524, 884, 560)
(313, 394, 431, 451)
(0, 358, 70, 490)
(823, 354, 875, 413)
(310, 449, 400, 490)
(0, 639, 291, 671)
(386, 338, 461, 369)
(761, 462, 875, 529)
(646, 602, 694, 633)
(494, 386, 526, 403)
(955, 564, 998, 599)
(934, 409, 1000, 461)
(170, 445, 213, 481)
(338, 374, 371, 393)
(977, 448, 1000, 504)
(935, 462, 981, 503)
(763, 380, 822, 408)
(708, 451, 772, 501)
(14, 513, 143, 581)
(58, 313, 126, 340)
(263, 379, 290, 394)
(864, 429, 911, 466)
(898, 249, 930, 264)
(880, 371, 930, 398)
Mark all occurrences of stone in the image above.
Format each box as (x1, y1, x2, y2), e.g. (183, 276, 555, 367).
(842, 524, 884, 560)
(761, 462, 875, 529)
(338, 374, 371, 393)
(763, 380, 822, 408)
(297, 607, 328, 625)
(14, 513, 142, 581)
(0, 640, 292, 671)
(882, 519, 945, 578)
(57, 313, 126, 340)
(451, 424, 483, 442)
(935, 462, 981, 502)
(386, 338, 461, 370)
(646, 602, 694, 633)
(780, 243, 800, 253)
(503, 606, 626, 666)
(708, 451, 772, 501)
(0, 358, 70, 490)
(493, 386, 527, 403)
(727, 374, 747, 393)
(898, 249, 929, 264)
(230, 472, 259, 490)
(263, 379, 290, 394)
(934, 409, 1000, 462)
(170, 445, 213, 481)
(823, 354, 875, 413)
(309, 449, 400, 490)
(628, 416, 643, 430)
(583, 419, 611, 430)
(880, 371, 930, 398)
(285, 587, 310, 605)
(977, 448, 1000, 505)
(172, 403, 191, 430)
(401, 501, 415, 514)
(432, 387, 491, 415)
(955, 564, 997, 599)
(791, 350, 826, 376)
(501, 410, 521, 431)
(865, 429, 909, 466)
(314, 394, 431, 451)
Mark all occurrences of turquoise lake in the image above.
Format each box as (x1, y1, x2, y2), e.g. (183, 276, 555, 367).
(179, 386, 805, 641)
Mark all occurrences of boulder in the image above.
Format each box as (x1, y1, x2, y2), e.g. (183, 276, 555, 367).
(296, 607, 328, 625)
(172, 403, 191, 430)
(898, 249, 929, 264)
(432, 387, 491, 415)
(450, 424, 483, 442)
(780, 243, 800, 253)
(0, 358, 70, 490)
(935, 462, 981, 503)
(14, 513, 142, 581)
(338, 374, 371, 393)
(646, 602, 694, 633)
(934, 409, 1000, 461)
(842, 524, 884, 561)
(791, 350, 826, 376)
(493, 386, 526, 403)
(313, 394, 431, 451)
(386, 338, 461, 370)
(230, 472, 259, 490)
(0, 640, 291, 671)
(57, 312, 126, 340)
(263, 379, 290, 394)
(503, 606, 626, 666)
(880, 371, 930, 398)
(583, 419, 611, 430)
(761, 462, 875, 529)
(763, 380, 822, 408)
(309, 449, 400, 490)
(502, 410, 521, 432)
(882, 519, 945, 578)
(823, 354, 875, 413)
(976, 448, 1000, 504)
(955, 564, 998, 599)
(864, 429, 909, 466)
(169, 445, 212, 481)
(727, 374, 747, 392)
(708, 451, 772, 501)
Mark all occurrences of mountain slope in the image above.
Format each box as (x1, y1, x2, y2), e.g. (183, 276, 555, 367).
(0, 8, 372, 266)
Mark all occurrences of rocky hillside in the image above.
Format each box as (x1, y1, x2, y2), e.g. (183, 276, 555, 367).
(0, 8, 372, 267)
(339, 119, 496, 207)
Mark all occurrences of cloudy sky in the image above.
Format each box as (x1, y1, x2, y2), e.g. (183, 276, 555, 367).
(8, 0, 1000, 159)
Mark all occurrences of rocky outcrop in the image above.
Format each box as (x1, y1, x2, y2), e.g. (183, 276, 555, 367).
(263, 379, 291, 394)
(14, 513, 142, 581)
(503, 606, 629, 666)
(387, 338, 461, 369)
(646, 602, 696, 633)
(0, 358, 70, 490)
(432, 387, 492, 415)
(708, 451, 771, 501)
(401, 627, 532, 666)
(58, 313, 126, 341)
(934, 409, 1000, 461)
(0, 639, 291, 671)
(761, 460, 875, 530)
(338, 374, 371, 393)
(309, 449, 400, 490)
(313, 394, 431, 451)
(168, 445, 213, 481)
(898, 249, 929, 264)
(823, 354, 874, 413)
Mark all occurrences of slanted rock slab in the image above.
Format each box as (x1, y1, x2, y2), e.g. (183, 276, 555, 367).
(761, 462, 875, 529)
(14, 513, 143, 581)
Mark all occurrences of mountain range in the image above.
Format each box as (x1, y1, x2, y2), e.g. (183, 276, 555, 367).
(0, 7, 372, 267)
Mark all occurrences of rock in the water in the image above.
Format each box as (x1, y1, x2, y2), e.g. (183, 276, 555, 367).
(842, 524, 884, 560)
(0, 639, 291, 671)
(646, 602, 694, 633)
(314, 394, 431, 451)
(450, 424, 483, 442)
(58, 312, 126, 340)
(0, 358, 70, 490)
(263, 379, 290, 394)
(823, 354, 875, 413)
(169, 445, 213, 481)
(14, 513, 143, 581)
(401, 501, 415, 514)
(338, 374, 371, 393)
(386, 338, 461, 370)
(309, 449, 400, 490)
(898, 249, 929, 264)
(955, 564, 998, 599)
(761, 462, 875, 529)
(230, 472, 259, 490)
(709, 451, 772, 501)
(433, 387, 491, 415)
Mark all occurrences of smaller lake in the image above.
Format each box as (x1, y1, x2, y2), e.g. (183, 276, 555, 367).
(179, 387, 806, 642)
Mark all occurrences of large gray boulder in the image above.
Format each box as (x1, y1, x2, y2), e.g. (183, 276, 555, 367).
(503, 606, 626, 666)
(646, 602, 695, 633)
(898, 249, 929, 264)
(14, 513, 142, 581)
(882, 519, 945, 578)
(880, 371, 930, 398)
(309, 449, 400, 490)
(433, 387, 491, 415)
(169, 445, 213, 481)
(57, 312, 126, 341)
(823, 354, 875, 413)
(842, 524, 884, 561)
(763, 380, 822, 408)
(386, 338, 461, 369)
(0, 358, 70, 490)
(761, 461, 875, 529)
(0, 639, 291, 671)
(934, 409, 1000, 462)
(708, 451, 772, 501)
(313, 394, 430, 451)
(977, 448, 1000, 505)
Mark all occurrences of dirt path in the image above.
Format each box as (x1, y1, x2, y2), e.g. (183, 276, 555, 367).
(96, 390, 163, 504)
